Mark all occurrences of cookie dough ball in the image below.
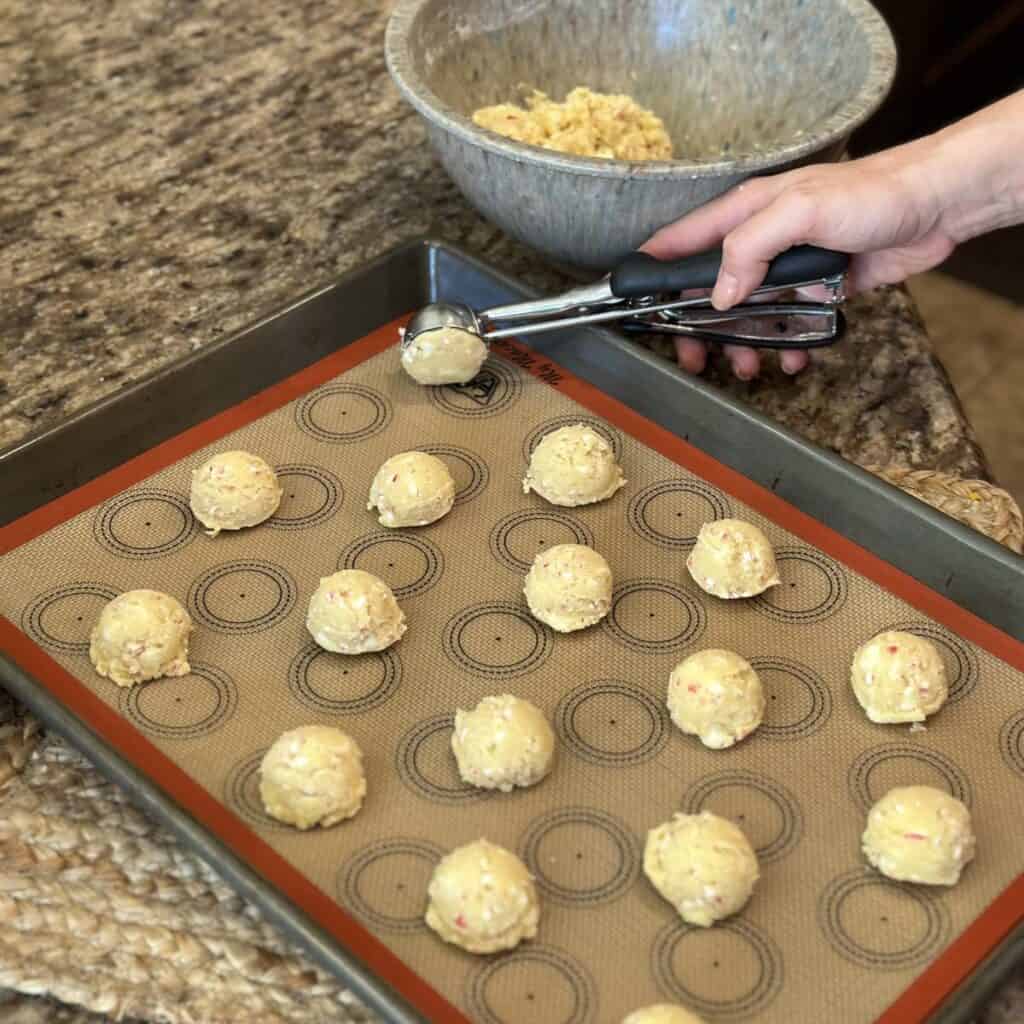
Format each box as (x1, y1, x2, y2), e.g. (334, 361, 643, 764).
(686, 519, 779, 599)
(522, 423, 626, 507)
(368, 451, 456, 528)
(306, 570, 406, 654)
(623, 1006, 705, 1024)
(851, 630, 949, 724)
(89, 590, 192, 687)
(452, 694, 555, 792)
(259, 726, 366, 829)
(644, 811, 759, 927)
(524, 543, 613, 632)
(189, 450, 282, 537)
(668, 650, 764, 750)
(400, 325, 488, 386)
(425, 839, 540, 954)
(862, 785, 975, 886)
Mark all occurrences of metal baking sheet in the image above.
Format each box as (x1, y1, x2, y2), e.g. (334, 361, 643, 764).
(1, 240, 1022, 1024)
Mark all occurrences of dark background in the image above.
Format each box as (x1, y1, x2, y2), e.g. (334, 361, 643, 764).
(849, 0, 1024, 300)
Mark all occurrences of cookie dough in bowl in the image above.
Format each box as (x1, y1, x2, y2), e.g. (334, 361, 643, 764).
(523, 423, 626, 507)
(686, 519, 779, 599)
(850, 630, 949, 724)
(368, 451, 456, 528)
(623, 1006, 705, 1024)
(259, 725, 366, 830)
(644, 811, 759, 927)
(425, 838, 540, 954)
(306, 570, 406, 654)
(400, 325, 488, 385)
(89, 590, 193, 687)
(862, 785, 975, 886)
(667, 649, 764, 749)
(452, 694, 555, 792)
(189, 450, 282, 537)
(524, 543, 613, 632)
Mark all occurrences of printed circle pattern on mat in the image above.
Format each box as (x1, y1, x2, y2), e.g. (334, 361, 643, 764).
(339, 838, 443, 933)
(749, 656, 833, 740)
(267, 464, 344, 530)
(395, 713, 492, 804)
(429, 359, 522, 419)
(999, 709, 1024, 778)
(555, 680, 669, 767)
(119, 662, 237, 740)
(443, 602, 553, 679)
(295, 383, 392, 442)
(601, 579, 707, 653)
(628, 479, 731, 550)
(522, 416, 623, 463)
(224, 750, 289, 831)
(818, 869, 951, 970)
(466, 945, 597, 1024)
(489, 509, 594, 574)
(288, 642, 401, 715)
(93, 488, 197, 558)
(751, 546, 849, 624)
(188, 561, 297, 634)
(681, 770, 803, 863)
(848, 743, 972, 812)
(338, 532, 444, 599)
(520, 807, 640, 907)
(880, 620, 980, 705)
(21, 582, 119, 654)
(415, 444, 489, 506)
(652, 919, 783, 1019)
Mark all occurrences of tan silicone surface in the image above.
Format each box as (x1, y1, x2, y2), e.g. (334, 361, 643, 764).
(3, 342, 1023, 1024)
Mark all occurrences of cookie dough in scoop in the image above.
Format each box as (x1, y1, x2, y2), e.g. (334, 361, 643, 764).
(401, 325, 488, 386)
(623, 1006, 705, 1024)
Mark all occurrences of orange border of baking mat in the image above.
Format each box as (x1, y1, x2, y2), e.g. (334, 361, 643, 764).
(2, 317, 1022, 1024)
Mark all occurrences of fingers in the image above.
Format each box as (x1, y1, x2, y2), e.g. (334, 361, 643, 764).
(674, 338, 708, 374)
(641, 175, 791, 259)
(722, 344, 761, 380)
(673, 338, 808, 378)
(779, 350, 810, 375)
(711, 190, 819, 308)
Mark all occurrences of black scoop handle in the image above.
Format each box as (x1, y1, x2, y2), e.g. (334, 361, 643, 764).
(610, 244, 849, 298)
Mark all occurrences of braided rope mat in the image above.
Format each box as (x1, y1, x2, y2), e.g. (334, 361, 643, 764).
(0, 469, 1020, 1024)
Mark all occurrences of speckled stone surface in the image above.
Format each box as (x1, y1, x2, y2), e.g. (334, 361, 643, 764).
(0, 1, 1014, 1022)
(0, 0, 989, 482)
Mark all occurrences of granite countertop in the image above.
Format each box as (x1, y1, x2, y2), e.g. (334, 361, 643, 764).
(0, 0, 990, 480)
(0, 2, 1012, 1023)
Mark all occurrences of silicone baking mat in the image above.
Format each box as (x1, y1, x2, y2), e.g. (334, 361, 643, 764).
(2, 320, 1023, 1024)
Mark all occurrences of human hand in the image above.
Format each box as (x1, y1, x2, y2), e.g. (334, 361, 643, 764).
(641, 149, 954, 378)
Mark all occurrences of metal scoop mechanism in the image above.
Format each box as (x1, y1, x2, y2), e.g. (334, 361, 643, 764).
(402, 244, 849, 352)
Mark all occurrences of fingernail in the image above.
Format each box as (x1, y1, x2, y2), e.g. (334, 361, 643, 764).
(712, 271, 739, 310)
(780, 353, 802, 375)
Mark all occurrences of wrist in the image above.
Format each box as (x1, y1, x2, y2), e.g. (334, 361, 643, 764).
(918, 91, 1024, 243)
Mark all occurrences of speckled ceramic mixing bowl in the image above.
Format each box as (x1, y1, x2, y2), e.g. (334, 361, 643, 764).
(385, 0, 896, 271)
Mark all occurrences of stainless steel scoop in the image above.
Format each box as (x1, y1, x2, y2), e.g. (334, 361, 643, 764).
(402, 244, 849, 351)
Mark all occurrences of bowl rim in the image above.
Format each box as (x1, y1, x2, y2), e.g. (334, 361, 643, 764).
(385, 0, 898, 179)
